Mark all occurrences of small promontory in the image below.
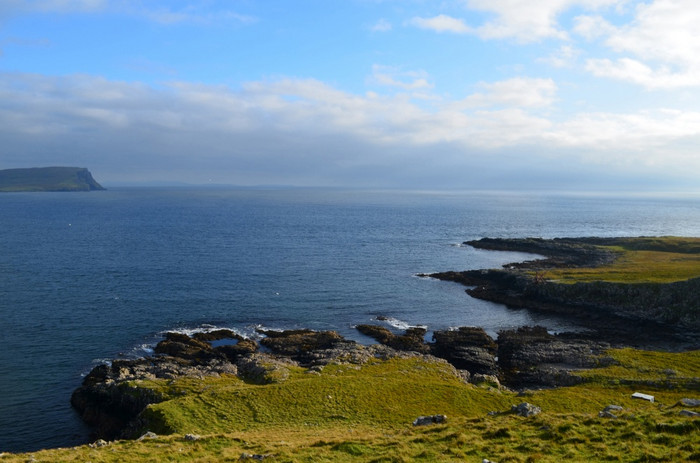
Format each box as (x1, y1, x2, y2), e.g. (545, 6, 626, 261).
(0, 166, 105, 192)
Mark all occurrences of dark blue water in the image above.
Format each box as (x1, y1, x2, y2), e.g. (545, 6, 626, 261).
(1, 188, 699, 452)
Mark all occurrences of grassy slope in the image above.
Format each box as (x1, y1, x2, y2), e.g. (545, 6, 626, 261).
(5, 350, 699, 462)
(540, 237, 700, 283)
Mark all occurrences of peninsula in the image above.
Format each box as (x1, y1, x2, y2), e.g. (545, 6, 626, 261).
(0, 167, 105, 192)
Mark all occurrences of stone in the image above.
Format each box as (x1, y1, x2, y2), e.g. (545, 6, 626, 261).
(184, 433, 201, 441)
(240, 452, 273, 460)
(511, 402, 541, 417)
(431, 327, 498, 375)
(137, 431, 158, 441)
(472, 374, 501, 389)
(236, 353, 292, 384)
(497, 326, 610, 388)
(680, 398, 700, 407)
(412, 414, 447, 426)
(89, 439, 108, 448)
(599, 404, 623, 418)
(679, 410, 699, 417)
(632, 392, 654, 403)
(603, 404, 623, 412)
(258, 329, 346, 360)
(355, 324, 430, 354)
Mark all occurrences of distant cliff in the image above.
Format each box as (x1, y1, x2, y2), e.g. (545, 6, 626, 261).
(0, 167, 105, 192)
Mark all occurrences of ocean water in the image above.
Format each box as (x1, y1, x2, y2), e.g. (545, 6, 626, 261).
(1, 188, 699, 452)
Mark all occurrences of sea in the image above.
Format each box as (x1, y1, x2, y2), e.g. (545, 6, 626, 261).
(1, 187, 699, 453)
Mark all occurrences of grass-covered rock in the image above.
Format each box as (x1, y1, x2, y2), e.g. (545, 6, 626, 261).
(4, 347, 699, 462)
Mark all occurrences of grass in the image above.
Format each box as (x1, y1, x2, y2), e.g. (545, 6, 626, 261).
(3, 349, 699, 462)
(540, 237, 700, 283)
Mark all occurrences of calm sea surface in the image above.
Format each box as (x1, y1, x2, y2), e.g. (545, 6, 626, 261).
(1, 188, 699, 452)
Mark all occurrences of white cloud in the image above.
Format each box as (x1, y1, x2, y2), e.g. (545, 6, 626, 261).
(23, 0, 105, 12)
(459, 78, 558, 109)
(576, 0, 700, 88)
(408, 14, 471, 34)
(539, 45, 580, 68)
(1, 72, 698, 186)
(369, 65, 433, 91)
(370, 18, 392, 32)
(139, 7, 256, 25)
(463, 0, 622, 42)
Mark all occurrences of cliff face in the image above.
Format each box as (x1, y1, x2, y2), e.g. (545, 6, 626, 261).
(0, 167, 105, 192)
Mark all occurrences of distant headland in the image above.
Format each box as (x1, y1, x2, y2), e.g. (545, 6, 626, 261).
(0, 167, 105, 192)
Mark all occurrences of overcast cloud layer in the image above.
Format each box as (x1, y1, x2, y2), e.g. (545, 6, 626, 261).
(1, 0, 699, 190)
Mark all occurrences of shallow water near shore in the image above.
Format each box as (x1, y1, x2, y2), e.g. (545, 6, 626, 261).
(1, 188, 699, 452)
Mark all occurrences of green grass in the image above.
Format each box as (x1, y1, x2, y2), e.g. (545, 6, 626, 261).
(4, 349, 699, 462)
(540, 237, 700, 283)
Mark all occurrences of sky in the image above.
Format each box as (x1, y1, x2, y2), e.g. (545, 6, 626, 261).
(1, 0, 699, 190)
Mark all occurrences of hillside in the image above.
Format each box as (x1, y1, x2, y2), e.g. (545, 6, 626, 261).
(0, 167, 105, 192)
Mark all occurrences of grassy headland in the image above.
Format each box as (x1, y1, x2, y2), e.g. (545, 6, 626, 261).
(0, 167, 105, 192)
(538, 237, 700, 283)
(3, 348, 698, 462)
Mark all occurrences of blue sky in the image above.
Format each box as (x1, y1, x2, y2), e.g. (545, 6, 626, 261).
(1, 0, 699, 190)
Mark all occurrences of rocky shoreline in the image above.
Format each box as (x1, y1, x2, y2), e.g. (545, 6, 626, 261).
(72, 236, 699, 443)
(423, 237, 699, 348)
(72, 324, 617, 442)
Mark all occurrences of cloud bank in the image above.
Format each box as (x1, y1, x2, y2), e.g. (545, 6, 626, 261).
(1, 72, 697, 189)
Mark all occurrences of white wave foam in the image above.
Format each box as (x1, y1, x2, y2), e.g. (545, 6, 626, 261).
(377, 316, 427, 331)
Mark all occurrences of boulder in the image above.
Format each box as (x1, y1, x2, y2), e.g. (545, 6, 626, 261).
(236, 354, 292, 384)
(356, 325, 430, 354)
(497, 326, 610, 388)
(431, 327, 498, 375)
(258, 329, 346, 361)
(511, 402, 541, 417)
(412, 414, 447, 426)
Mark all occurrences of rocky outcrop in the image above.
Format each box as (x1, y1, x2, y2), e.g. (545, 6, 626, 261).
(257, 329, 350, 364)
(431, 327, 498, 375)
(425, 237, 700, 342)
(356, 325, 431, 354)
(497, 326, 611, 388)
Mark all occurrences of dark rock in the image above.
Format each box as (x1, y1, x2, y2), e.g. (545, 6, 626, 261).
(258, 329, 345, 361)
(215, 339, 258, 361)
(497, 326, 610, 388)
(431, 327, 497, 375)
(192, 329, 240, 342)
(412, 414, 447, 426)
(154, 332, 215, 361)
(356, 324, 430, 354)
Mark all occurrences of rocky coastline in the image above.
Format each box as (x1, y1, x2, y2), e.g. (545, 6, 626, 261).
(71, 236, 699, 443)
(423, 237, 700, 348)
(72, 324, 620, 441)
